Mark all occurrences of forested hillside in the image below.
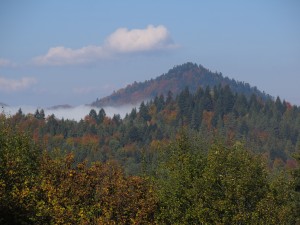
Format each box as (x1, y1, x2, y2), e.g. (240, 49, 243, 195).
(8, 85, 300, 173)
(1, 84, 300, 224)
(92, 62, 271, 107)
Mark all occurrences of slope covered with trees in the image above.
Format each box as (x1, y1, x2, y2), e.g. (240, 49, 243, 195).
(1, 79, 300, 223)
(9, 85, 300, 173)
(92, 62, 270, 107)
(0, 117, 156, 224)
(0, 116, 299, 224)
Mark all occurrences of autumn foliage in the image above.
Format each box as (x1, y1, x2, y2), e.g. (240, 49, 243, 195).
(1, 79, 300, 224)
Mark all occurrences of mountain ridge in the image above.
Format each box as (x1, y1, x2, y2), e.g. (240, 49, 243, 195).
(91, 62, 271, 107)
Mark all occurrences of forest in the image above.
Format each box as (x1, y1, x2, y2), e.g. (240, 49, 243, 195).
(1, 84, 300, 224)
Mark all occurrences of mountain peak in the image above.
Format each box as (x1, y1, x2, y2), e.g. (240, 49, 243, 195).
(91, 63, 270, 107)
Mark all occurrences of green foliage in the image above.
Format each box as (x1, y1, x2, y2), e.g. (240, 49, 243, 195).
(154, 131, 207, 224)
(34, 109, 45, 120)
(252, 171, 296, 224)
(154, 135, 296, 224)
(198, 142, 266, 223)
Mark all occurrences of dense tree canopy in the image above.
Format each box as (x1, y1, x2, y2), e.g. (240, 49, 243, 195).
(154, 133, 296, 224)
(1, 83, 300, 223)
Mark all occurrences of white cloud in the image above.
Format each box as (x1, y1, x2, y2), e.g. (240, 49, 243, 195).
(105, 25, 176, 53)
(0, 76, 37, 92)
(33, 46, 106, 66)
(33, 25, 177, 66)
(0, 58, 16, 67)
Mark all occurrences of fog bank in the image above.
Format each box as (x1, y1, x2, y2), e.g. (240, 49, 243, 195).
(1, 104, 137, 121)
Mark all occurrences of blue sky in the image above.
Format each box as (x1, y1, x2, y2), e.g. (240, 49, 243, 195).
(0, 0, 299, 107)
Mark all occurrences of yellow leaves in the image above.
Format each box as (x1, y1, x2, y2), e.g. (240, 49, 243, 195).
(77, 162, 86, 170)
(0, 180, 5, 195)
(8, 169, 14, 176)
(19, 186, 30, 200)
(2, 115, 157, 224)
(68, 169, 75, 177)
(27, 153, 157, 224)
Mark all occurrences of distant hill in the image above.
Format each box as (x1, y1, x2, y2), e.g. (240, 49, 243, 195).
(91, 62, 271, 107)
(47, 104, 73, 110)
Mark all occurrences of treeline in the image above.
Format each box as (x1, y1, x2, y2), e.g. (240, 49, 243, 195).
(6, 85, 300, 174)
(1, 118, 299, 224)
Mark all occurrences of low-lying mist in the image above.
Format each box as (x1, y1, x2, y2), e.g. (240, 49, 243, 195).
(1, 104, 137, 121)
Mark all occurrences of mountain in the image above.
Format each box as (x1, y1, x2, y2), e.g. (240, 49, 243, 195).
(91, 62, 271, 107)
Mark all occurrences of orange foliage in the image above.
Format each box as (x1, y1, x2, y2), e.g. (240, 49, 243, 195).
(123, 143, 138, 155)
(285, 159, 298, 170)
(285, 102, 292, 110)
(150, 139, 162, 150)
(84, 115, 97, 125)
(81, 134, 99, 146)
(41, 134, 51, 145)
(149, 105, 157, 120)
(257, 130, 269, 141)
(162, 108, 177, 124)
(226, 130, 236, 143)
(112, 132, 121, 140)
(103, 117, 112, 126)
(202, 111, 214, 130)
(33, 129, 40, 142)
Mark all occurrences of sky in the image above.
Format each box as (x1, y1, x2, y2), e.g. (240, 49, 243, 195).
(0, 0, 300, 108)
